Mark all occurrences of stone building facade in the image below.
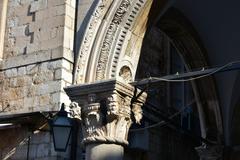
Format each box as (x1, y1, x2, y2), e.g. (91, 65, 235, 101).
(0, 0, 240, 160)
(0, 0, 75, 113)
(0, 0, 76, 159)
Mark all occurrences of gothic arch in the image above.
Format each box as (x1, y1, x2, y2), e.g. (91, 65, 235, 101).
(156, 7, 223, 143)
(73, 0, 223, 144)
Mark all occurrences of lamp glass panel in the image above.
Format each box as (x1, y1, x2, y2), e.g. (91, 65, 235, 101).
(53, 126, 71, 151)
(54, 116, 71, 126)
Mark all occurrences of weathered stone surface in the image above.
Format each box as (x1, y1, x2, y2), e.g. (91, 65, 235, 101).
(5, 68, 17, 77)
(2, 0, 75, 70)
(30, 0, 48, 13)
(55, 68, 73, 82)
(17, 66, 27, 76)
(1, 61, 73, 114)
(33, 71, 54, 84)
(65, 79, 147, 146)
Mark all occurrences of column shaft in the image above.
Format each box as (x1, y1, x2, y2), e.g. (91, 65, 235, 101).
(86, 144, 124, 160)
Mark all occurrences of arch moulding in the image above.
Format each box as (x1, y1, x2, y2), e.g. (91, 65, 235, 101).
(73, 0, 155, 84)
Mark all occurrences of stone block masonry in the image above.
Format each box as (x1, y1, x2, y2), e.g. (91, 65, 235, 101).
(0, 59, 73, 113)
(3, 0, 75, 64)
(0, 0, 78, 159)
(0, 127, 71, 159)
(0, 0, 95, 159)
(0, 0, 76, 114)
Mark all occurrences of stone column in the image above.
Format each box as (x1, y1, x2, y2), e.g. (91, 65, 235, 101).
(195, 145, 223, 160)
(64, 79, 147, 160)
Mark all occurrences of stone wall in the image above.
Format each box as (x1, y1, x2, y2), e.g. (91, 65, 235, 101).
(0, 127, 71, 160)
(0, 59, 72, 113)
(0, 0, 76, 114)
(0, 0, 77, 158)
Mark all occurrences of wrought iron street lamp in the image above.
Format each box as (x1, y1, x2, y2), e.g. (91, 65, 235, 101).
(50, 103, 73, 152)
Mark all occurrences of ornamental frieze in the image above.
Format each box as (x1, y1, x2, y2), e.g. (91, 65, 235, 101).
(96, 0, 132, 80)
(75, 0, 114, 84)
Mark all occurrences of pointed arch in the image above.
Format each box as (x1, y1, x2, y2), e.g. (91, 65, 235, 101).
(155, 7, 223, 143)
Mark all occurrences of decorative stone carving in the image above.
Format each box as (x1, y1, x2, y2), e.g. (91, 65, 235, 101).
(61, 102, 81, 120)
(119, 66, 133, 83)
(132, 102, 143, 124)
(68, 102, 81, 120)
(96, 0, 132, 80)
(74, 0, 149, 83)
(64, 79, 147, 146)
(75, 0, 114, 83)
(75, 15, 100, 83)
(94, 0, 111, 18)
(106, 93, 120, 119)
(82, 94, 106, 143)
(195, 144, 223, 160)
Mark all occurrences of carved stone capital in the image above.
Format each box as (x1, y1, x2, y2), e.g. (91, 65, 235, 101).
(67, 102, 81, 120)
(195, 145, 223, 160)
(64, 79, 147, 146)
(60, 102, 81, 120)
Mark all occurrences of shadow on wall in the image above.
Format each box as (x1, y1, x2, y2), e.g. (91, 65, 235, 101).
(227, 71, 240, 160)
(231, 100, 240, 145)
(0, 126, 29, 160)
(230, 71, 240, 145)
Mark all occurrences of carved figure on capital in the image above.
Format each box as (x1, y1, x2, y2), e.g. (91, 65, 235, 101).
(68, 102, 81, 120)
(132, 102, 143, 124)
(119, 96, 131, 118)
(106, 93, 120, 119)
(82, 94, 106, 141)
(115, 116, 131, 142)
(65, 79, 147, 146)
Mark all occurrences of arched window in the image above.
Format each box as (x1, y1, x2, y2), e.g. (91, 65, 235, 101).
(0, 0, 8, 60)
(126, 7, 222, 160)
(168, 42, 196, 131)
(129, 24, 201, 160)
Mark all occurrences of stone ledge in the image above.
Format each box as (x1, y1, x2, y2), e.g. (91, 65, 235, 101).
(64, 79, 147, 103)
(1, 47, 73, 70)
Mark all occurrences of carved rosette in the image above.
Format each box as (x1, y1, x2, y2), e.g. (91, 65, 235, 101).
(64, 79, 147, 146)
(195, 145, 223, 160)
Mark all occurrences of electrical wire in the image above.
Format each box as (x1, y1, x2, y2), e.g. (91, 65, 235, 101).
(130, 61, 240, 132)
(130, 108, 182, 132)
(130, 60, 240, 131)
(134, 60, 240, 83)
(130, 100, 195, 132)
